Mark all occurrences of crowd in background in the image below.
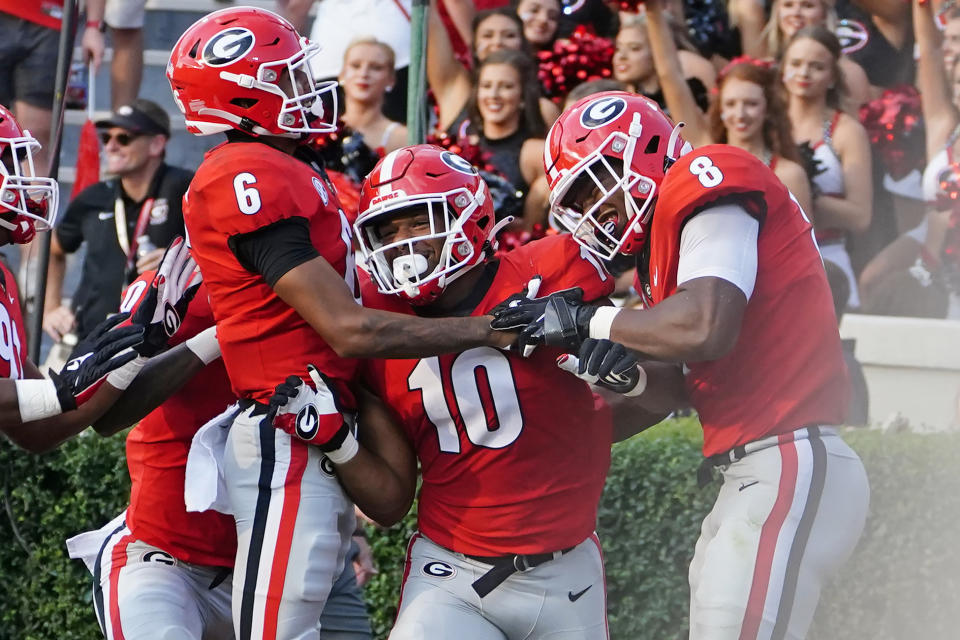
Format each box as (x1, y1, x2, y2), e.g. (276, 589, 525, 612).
(2, 0, 958, 354)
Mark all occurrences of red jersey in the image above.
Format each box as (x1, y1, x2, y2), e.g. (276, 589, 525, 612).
(645, 145, 848, 456)
(361, 235, 615, 556)
(183, 142, 359, 402)
(0, 262, 28, 380)
(0, 1, 62, 30)
(119, 274, 237, 567)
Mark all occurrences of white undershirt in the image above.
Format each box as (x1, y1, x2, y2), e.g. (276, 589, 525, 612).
(676, 203, 760, 300)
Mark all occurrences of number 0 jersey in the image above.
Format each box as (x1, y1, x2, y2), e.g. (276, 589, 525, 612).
(183, 141, 359, 402)
(644, 145, 849, 456)
(119, 274, 237, 567)
(361, 234, 615, 557)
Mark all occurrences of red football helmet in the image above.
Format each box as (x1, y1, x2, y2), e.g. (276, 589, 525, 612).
(0, 104, 58, 244)
(355, 145, 500, 305)
(166, 6, 337, 138)
(543, 91, 690, 259)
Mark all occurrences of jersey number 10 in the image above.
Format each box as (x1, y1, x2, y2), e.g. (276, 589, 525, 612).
(409, 347, 523, 454)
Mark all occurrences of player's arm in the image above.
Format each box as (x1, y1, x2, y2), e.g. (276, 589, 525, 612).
(0, 316, 145, 453)
(333, 386, 417, 527)
(91, 329, 220, 436)
(588, 204, 755, 361)
(232, 218, 513, 358)
(494, 203, 756, 362)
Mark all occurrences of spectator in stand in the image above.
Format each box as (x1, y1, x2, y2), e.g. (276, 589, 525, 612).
(0, 0, 105, 174)
(279, 0, 412, 123)
(511, 0, 561, 51)
(857, 0, 960, 320)
(466, 49, 550, 228)
(104, 0, 145, 109)
(44, 99, 191, 343)
(643, 0, 813, 216)
(428, 3, 559, 140)
(340, 38, 408, 155)
(756, 0, 870, 109)
(613, 12, 715, 116)
(783, 26, 872, 308)
(834, 0, 913, 91)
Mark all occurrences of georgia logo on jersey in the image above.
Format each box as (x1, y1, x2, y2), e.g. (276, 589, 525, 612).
(312, 176, 329, 205)
(580, 96, 627, 129)
(202, 28, 256, 67)
(421, 561, 456, 579)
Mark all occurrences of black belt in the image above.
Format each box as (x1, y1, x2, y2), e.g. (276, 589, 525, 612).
(238, 397, 270, 417)
(697, 444, 748, 488)
(468, 547, 574, 598)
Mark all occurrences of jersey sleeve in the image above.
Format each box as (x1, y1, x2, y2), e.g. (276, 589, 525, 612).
(193, 148, 326, 238)
(529, 234, 615, 303)
(659, 145, 771, 226)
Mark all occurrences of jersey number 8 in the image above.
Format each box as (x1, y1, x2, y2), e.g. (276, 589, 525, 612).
(689, 156, 724, 188)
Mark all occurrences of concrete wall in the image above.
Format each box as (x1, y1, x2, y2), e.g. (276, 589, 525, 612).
(840, 314, 960, 430)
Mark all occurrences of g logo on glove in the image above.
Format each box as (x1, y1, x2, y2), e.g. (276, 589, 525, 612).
(295, 404, 321, 440)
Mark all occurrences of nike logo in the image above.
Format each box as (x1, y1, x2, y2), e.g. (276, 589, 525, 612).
(568, 585, 592, 602)
(98, 211, 114, 220)
(739, 481, 759, 492)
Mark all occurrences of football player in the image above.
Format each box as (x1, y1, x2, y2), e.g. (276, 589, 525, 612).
(167, 9, 516, 640)
(0, 104, 192, 452)
(266, 144, 682, 639)
(491, 92, 870, 640)
(67, 273, 378, 640)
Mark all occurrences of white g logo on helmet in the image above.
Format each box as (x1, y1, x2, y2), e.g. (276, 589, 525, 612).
(203, 28, 256, 67)
(440, 151, 477, 175)
(580, 96, 627, 129)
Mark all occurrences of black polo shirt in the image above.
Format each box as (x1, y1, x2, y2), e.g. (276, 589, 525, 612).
(56, 163, 192, 339)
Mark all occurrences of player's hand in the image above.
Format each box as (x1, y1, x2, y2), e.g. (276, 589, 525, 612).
(42, 305, 76, 342)
(556, 338, 647, 396)
(266, 366, 359, 464)
(135, 247, 166, 274)
(352, 535, 379, 586)
(131, 237, 202, 357)
(491, 286, 595, 352)
(48, 312, 144, 411)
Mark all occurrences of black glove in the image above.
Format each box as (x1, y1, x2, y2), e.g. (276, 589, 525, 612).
(48, 313, 143, 410)
(490, 279, 589, 354)
(131, 237, 202, 357)
(556, 338, 647, 396)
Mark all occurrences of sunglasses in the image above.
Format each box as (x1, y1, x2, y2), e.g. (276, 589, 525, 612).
(99, 131, 143, 146)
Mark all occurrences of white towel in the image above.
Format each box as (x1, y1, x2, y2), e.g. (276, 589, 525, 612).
(184, 402, 241, 515)
(65, 510, 127, 574)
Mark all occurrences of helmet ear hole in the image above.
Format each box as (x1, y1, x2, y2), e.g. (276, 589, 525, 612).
(644, 135, 660, 154)
(230, 97, 258, 109)
(477, 215, 490, 230)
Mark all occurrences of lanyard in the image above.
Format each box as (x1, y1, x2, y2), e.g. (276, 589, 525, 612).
(115, 194, 155, 270)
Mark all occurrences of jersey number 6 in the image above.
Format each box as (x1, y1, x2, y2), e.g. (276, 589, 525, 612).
(233, 172, 262, 215)
(409, 347, 523, 454)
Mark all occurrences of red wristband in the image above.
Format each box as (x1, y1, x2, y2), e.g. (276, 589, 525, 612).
(86, 19, 104, 30)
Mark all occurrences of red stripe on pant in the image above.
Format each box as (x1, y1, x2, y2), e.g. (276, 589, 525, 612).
(588, 533, 611, 640)
(261, 438, 309, 640)
(394, 532, 421, 622)
(108, 533, 136, 640)
(739, 434, 799, 640)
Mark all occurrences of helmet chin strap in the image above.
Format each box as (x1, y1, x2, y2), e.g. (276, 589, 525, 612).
(665, 122, 686, 169)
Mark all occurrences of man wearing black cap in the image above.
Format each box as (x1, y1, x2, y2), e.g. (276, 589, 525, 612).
(44, 98, 192, 342)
